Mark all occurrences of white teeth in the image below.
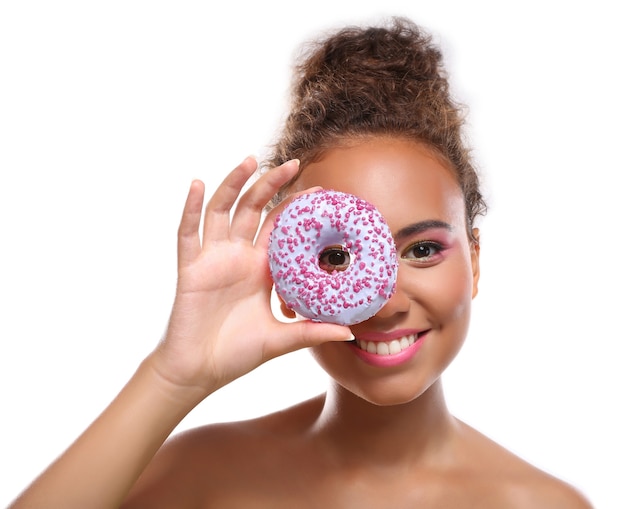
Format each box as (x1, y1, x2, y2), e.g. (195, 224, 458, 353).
(357, 334, 418, 356)
(377, 342, 390, 355)
(388, 340, 401, 355)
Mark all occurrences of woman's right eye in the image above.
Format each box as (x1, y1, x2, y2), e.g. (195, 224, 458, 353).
(318, 247, 351, 273)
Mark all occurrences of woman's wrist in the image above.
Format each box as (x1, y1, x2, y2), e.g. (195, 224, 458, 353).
(140, 348, 218, 412)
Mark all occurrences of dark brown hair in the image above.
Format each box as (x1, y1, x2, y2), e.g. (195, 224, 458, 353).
(263, 17, 486, 236)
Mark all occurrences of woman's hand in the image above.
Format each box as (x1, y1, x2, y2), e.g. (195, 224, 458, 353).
(149, 157, 352, 397)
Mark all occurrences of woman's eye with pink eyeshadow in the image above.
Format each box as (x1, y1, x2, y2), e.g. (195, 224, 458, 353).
(401, 241, 444, 263)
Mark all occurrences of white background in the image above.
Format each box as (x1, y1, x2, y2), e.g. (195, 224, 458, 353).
(1, 1, 623, 507)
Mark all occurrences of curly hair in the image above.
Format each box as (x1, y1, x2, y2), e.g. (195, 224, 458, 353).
(263, 17, 486, 237)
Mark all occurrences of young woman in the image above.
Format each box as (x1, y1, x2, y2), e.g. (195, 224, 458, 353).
(9, 17, 592, 508)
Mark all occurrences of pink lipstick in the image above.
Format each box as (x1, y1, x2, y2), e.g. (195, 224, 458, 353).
(349, 329, 428, 368)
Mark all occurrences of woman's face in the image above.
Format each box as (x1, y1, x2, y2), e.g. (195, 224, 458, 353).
(287, 137, 480, 406)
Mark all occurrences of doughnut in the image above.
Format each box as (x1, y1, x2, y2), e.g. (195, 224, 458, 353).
(268, 189, 398, 325)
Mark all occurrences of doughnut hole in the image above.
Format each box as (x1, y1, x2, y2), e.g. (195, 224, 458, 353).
(318, 245, 351, 274)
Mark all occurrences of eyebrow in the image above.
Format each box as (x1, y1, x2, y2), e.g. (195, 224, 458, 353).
(393, 220, 453, 242)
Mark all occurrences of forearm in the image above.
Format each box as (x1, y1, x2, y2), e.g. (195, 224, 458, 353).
(8, 161, 348, 508)
(9, 353, 209, 509)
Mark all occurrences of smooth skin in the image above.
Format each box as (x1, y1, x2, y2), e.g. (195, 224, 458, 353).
(10, 138, 592, 508)
(9, 157, 352, 509)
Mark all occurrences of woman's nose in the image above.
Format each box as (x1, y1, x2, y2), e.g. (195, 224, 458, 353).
(374, 282, 411, 319)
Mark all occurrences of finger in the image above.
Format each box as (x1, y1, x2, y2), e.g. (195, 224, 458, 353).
(229, 159, 301, 242)
(255, 185, 323, 252)
(177, 180, 205, 268)
(202, 156, 259, 242)
(263, 320, 354, 361)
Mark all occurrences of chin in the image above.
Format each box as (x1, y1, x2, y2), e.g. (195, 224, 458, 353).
(361, 394, 419, 407)
(339, 376, 436, 407)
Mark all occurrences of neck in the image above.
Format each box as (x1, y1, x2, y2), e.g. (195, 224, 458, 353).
(313, 378, 458, 468)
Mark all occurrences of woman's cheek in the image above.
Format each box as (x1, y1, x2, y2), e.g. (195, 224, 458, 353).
(423, 257, 475, 320)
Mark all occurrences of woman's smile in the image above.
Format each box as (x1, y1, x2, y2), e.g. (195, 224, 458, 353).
(349, 329, 430, 368)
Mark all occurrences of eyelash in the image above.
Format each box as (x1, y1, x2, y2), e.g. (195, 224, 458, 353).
(400, 241, 445, 264)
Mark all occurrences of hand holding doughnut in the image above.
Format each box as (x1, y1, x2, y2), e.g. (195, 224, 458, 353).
(269, 190, 398, 325)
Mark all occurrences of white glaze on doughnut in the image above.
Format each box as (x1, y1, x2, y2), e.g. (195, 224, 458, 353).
(268, 190, 398, 325)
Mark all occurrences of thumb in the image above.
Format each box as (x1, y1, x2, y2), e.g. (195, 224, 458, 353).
(264, 320, 354, 360)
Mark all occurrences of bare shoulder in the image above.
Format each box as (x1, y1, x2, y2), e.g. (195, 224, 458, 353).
(120, 395, 324, 508)
(455, 420, 593, 508)
(120, 403, 593, 509)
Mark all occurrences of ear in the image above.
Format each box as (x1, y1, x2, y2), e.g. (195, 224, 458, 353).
(470, 228, 481, 299)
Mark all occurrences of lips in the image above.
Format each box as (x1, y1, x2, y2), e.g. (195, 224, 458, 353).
(355, 333, 418, 356)
(349, 330, 429, 368)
